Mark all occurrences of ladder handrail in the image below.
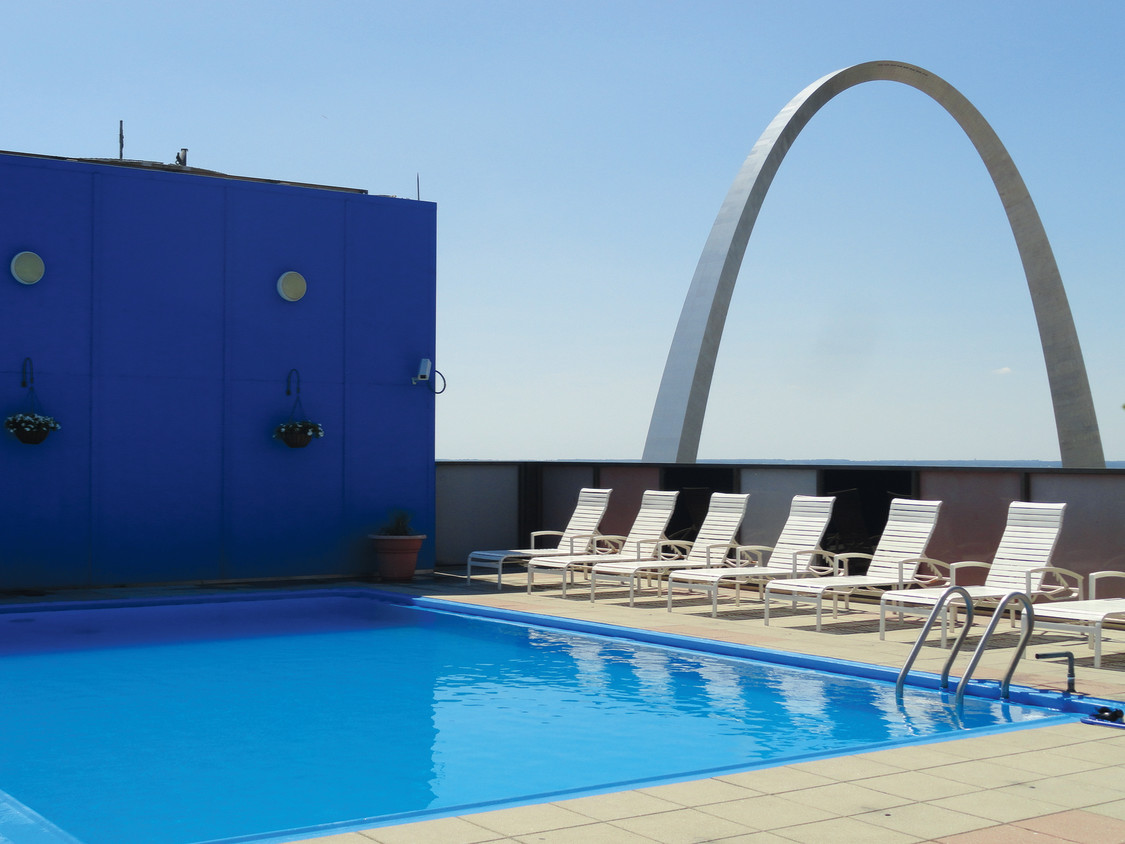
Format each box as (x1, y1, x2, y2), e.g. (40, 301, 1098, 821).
(954, 590, 1035, 704)
(896, 586, 975, 697)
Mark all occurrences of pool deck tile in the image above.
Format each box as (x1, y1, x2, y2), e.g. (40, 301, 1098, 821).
(1014, 808, 1125, 842)
(510, 823, 658, 843)
(359, 815, 506, 843)
(549, 789, 684, 821)
(769, 815, 926, 843)
(857, 770, 979, 802)
(605, 805, 754, 842)
(692, 792, 836, 829)
(713, 766, 837, 794)
(932, 826, 1068, 843)
(457, 804, 595, 838)
(636, 778, 765, 806)
(851, 802, 996, 838)
(928, 788, 1073, 824)
(8, 574, 1125, 844)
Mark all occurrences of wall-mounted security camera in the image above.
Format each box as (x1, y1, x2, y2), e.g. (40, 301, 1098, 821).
(412, 358, 432, 385)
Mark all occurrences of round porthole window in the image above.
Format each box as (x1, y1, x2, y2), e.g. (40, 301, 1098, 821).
(11, 251, 45, 285)
(276, 271, 307, 302)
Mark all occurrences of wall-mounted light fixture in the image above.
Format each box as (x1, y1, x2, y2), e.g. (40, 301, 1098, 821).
(11, 251, 45, 285)
(412, 358, 446, 393)
(276, 271, 307, 302)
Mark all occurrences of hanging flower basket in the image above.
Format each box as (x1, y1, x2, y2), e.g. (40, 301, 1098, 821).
(4, 412, 60, 445)
(274, 419, 324, 449)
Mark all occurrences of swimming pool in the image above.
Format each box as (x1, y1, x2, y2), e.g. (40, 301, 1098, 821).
(0, 588, 1101, 844)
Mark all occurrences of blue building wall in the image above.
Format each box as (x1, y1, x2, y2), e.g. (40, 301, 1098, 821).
(0, 152, 436, 588)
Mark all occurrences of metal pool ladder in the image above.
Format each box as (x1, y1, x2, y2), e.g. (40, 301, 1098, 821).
(896, 587, 1035, 704)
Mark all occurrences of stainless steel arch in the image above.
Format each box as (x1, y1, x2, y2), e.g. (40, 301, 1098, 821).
(643, 60, 1104, 468)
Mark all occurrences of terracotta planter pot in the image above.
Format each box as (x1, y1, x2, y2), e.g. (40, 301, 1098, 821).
(13, 429, 49, 445)
(369, 534, 426, 581)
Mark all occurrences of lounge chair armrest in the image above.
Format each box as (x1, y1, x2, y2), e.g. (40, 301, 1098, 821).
(792, 548, 833, 576)
(705, 542, 737, 567)
(1027, 566, 1084, 600)
(833, 553, 872, 576)
(911, 556, 949, 587)
(655, 539, 692, 560)
(949, 561, 989, 586)
(591, 534, 627, 554)
(564, 531, 606, 554)
(529, 530, 564, 549)
(890, 557, 935, 587)
(1090, 570, 1125, 600)
(630, 537, 664, 558)
(733, 545, 772, 566)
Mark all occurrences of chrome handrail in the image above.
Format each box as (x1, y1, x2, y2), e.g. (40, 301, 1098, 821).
(896, 586, 974, 697)
(955, 590, 1035, 705)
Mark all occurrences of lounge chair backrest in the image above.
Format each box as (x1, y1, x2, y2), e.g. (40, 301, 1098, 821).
(684, 492, 751, 566)
(558, 488, 613, 546)
(865, 499, 942, 580)
(982, 501, 1066, 592)
(621, 490, 680, 551)
(766, 495, 836, 566)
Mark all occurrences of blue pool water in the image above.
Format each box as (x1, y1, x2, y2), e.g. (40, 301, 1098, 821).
(0, 590, 1085, 844)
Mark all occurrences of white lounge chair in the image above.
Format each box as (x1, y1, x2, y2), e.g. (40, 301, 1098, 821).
(879, 501, 1076, 646)
(526, 490, 679, 596)
(1033, 572, 1125, 667)
(764, 498, 944, 631)
(589, 492, 750, 606)
(666, 495, 836, 617)
(466, 487, 611, 590)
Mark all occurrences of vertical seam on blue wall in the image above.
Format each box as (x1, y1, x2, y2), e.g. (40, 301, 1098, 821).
(219, 187, 229, 580)
(87, 172, 97, 587)
(342, 200, 350, 554)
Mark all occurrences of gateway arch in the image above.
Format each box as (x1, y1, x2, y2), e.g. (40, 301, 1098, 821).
(643, 60, 1104, 469)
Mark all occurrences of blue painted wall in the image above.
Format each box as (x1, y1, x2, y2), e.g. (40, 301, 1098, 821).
(0, 152, 436, 588)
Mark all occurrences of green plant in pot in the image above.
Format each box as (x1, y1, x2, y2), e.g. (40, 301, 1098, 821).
(369, 510, 427, 582)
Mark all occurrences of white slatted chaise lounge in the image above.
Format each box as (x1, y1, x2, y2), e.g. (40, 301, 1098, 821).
(526, 489, 679, 596)
(466, 487, 611, 590)
(589, 492, 750, 606)
(879, 501, 1076, 646)
(763, 499, 944, 631)
(666, 495, 835, 617)
(1032, 572, 1125, 667)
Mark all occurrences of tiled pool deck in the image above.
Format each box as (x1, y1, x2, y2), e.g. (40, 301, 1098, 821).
(307, 571, 1125, 844)
(5, 572, 1125, 844)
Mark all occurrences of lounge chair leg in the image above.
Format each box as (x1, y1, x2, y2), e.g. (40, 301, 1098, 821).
(711, 587, 718, 618)
(878, 604, 886, 640)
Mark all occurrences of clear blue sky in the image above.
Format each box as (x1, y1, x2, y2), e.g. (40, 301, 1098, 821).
(4, 1, 1123, 462)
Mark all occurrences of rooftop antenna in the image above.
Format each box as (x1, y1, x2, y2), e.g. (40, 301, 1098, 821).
(118, 120, 124, 160)
(416, 173, 420, 201)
